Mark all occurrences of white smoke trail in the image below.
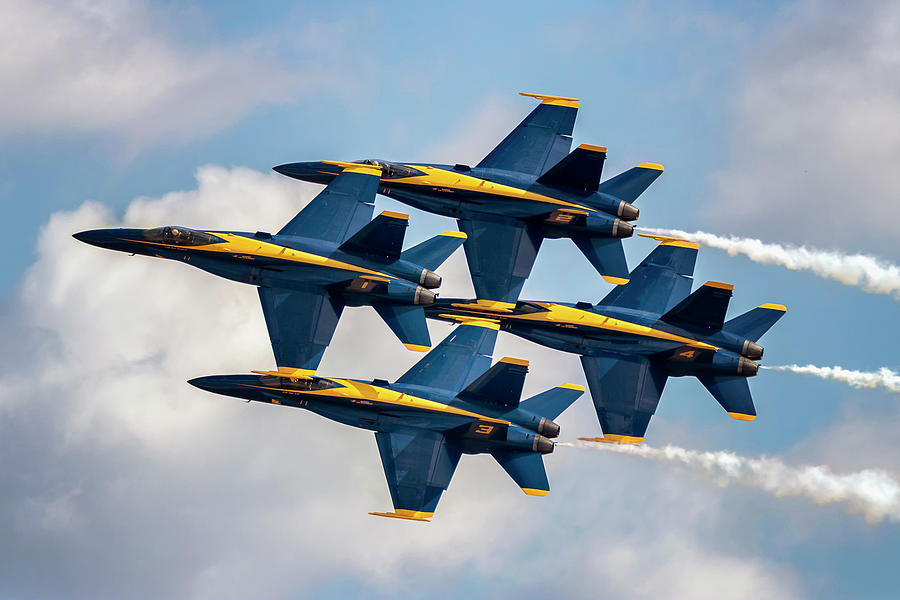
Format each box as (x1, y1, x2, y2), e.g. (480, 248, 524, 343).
(560, 441, 900, 524)
(764, 364, 900, 393)
(639, 227, 900, 297)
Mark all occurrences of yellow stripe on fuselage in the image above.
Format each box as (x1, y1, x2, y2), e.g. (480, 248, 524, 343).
(137, 233, 396, 279)
(385, 166, 595, 212)
(443, 302, 720, 350)
(245, 379, 510, 425)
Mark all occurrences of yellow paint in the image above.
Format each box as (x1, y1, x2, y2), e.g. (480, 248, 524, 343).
(247, 377, 511, 425)
(522, 488, 550, 496)
(519, 92, 580, 108)
(728, 412, 757, 421)
(451, 299, 516, 312)
(439, 230, 467, 239)
(602, 276, 630, 285)
(637, 162, 664, 171)
(403, 343, 430, 352)
(704, 280, 734, 290)
(379, 210, 409, 220)
(577, 143, 607, 153)
(251, 367, 315, 379)
(636, 233, 699, 249)
(559, 383, 585, 391)
(384, 165, 595, 211)
(578, 435, 643, 444)
(758, 303, 787, 312)
(139, 233, 397, 279)
(500, 356, 529, 366)
(321, 160, 382, 176)
(369, 510, 433, 522)
(438, 314, 502, 329)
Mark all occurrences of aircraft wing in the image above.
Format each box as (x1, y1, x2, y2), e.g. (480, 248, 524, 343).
(277, 162, 380, 244)
(370, 430, 462, 521)
(578, 354, 669, 443)
(476, 93, 578, 177)
(599, 235, 699, 316)
(257, 287, 344, 373)
(457, 217, 544, 303)
(395, 322, 498, 394)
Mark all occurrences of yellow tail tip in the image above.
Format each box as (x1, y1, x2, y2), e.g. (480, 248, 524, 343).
(439, 230, 467, 239)
(758, 303, 787, 312)
(602, 276, 630, 285)
(403, 343, 430, 352)
(519, 92, 580, 108)
(522, 488, 550, 497)
(499, 356, 529, 366)
(637, 162, 664, 171)
(369, 510, 432, 522)
(728, 412, 757, 421)
(559, 383, 585, 391)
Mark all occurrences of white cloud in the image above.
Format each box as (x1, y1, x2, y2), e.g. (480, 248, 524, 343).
(708, 0, 900, 252)
(0, 0, 340, 151)
(0, 166, 805, 598)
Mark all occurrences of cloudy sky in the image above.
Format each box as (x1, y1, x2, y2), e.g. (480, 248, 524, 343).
(1, 1, 899, 598)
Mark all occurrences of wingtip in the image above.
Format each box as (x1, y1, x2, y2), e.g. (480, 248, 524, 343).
(439, 230, 467, 239)
(403, 343, 431, 352)
(728, 412, 757, 421)
(369, 510, 432, 522)
(758, 303, 787, 312)
(519, 92, 580, 108)
(522, 488, 550, 497)
(602, 276, 630, 285)
(637, 233, 699, 250)
(637, 162, 664, 171)
(559, 383, 585, 392)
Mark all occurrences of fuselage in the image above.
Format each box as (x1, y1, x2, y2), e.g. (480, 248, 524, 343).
(425, 299, 761, 378)
(189, 373, 557, 455)
(73, 226, 437, 306)
(274, 161, 637, 240)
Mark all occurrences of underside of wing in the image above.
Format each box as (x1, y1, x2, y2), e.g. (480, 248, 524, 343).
(257, 287, 344, 373)
(579, 354, 668, 443)
(395, 323, 498, 394)
(599, 236, 698, 316)
(370, 430, 462, 521)
(278, 164, 380, 244)
(476, 93, 578, 177)
(458, 217, 544, 303)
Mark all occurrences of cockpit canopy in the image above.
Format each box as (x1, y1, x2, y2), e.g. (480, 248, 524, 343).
(142, 226, 224, 246)
(258, 375, 341, 392)
(354, 159, 424, 180)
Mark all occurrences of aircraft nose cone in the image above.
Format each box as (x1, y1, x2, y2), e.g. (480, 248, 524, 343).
(188, 376, 231, 394)
(273, 162, 331, 182)
(73, 228, 134, 251)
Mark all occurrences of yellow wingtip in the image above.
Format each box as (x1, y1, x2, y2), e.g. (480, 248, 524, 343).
(439, 230, 467, 239)
(522, 488, 550, 496)
(637, 162, 664, 171)
(728, 412, 757, 422)
(559, 383, 585, 391)
(369, 510, 433, 522)
(519, 92, 580, 108)
(403, 343, 430, 352)
(602, 276, 630, 285)
(637, 233, 699, 250)
(758, 303, 787, 312)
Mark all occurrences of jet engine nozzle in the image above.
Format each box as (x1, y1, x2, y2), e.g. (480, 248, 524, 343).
(741, 340, 764, 360)
(738, 357, 759, 377)
(533, 435, 554, 454)
(612, 219, 634, 238)
(414, 287, 436, 306)
(538, 417, 561, 439)
(618, 201, 639, 221)
(419, 269, 441, 289)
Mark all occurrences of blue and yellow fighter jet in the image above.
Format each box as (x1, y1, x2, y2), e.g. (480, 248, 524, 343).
(73, 162, 466, 373)
(273, 92, 664, 302)
(188, 321, 584, 521)
(423, 235, 786, 443)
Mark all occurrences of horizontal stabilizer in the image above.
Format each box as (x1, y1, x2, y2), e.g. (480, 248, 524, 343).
(476, 92, 578, 177)
(373, 304, 431, 351)
(537, 144, 607, 191)
(600, 238, 698, 315)
(662, 281, 733, 332)
(396, 323, 498, 393)
(458, 357, 529, 409)
(572, 236, 629, 284)
(520, 384, 584, 420)
(725, 303, 787, 342)
(698, 375, 757, 421)
(596, 163, 663, 204)
(492, 450, 550, 496)
(399, 230, 467, 271)
(339, 211, 408, 261)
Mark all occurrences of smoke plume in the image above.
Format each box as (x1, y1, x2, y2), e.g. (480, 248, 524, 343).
(764, 364, 900, 394)
(561, 441, 900, 524)
(638, 227, 900, 297)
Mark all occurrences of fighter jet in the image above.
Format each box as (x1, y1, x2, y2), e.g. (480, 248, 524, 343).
(73, 162, 465, 374)
(273, 92, 663, 303)
(189, 321, 583, 521)
(424, 235, 786, 443)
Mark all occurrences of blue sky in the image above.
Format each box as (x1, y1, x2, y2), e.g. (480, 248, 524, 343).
(1, 1, 899, 598)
